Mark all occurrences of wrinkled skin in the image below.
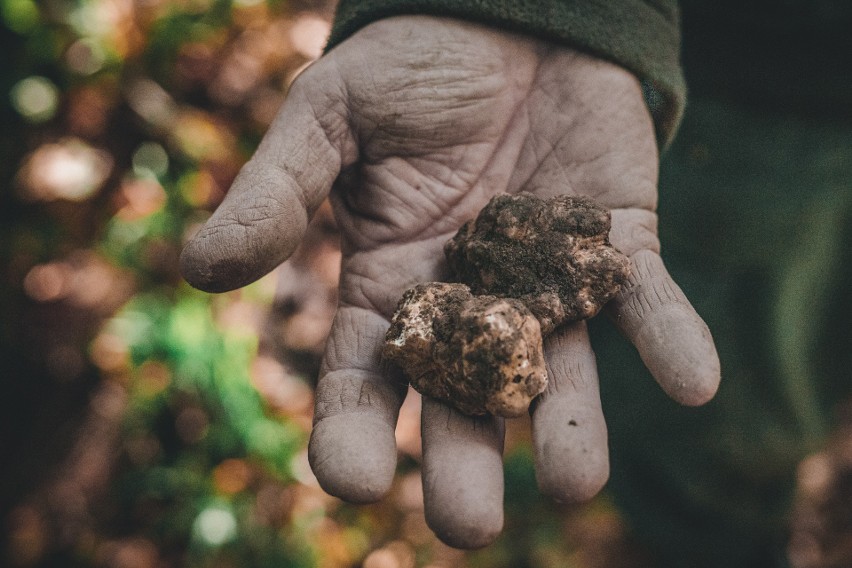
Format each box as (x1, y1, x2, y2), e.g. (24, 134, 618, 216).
(180, 16, 720, 550)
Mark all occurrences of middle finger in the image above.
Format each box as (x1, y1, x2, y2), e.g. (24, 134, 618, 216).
(421, 396, 505, 549)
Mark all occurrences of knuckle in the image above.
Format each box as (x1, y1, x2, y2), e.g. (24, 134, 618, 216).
(313, 370, 403, 423)
(609, 208, 660, 256)
(321, 307, 388, 372)
(609, 251, 689, 334)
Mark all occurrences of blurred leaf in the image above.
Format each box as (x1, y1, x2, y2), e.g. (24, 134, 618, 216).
(1, 0, 39, 35)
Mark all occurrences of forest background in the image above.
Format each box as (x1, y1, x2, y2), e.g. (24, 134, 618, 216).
(0, 1, 847, 567)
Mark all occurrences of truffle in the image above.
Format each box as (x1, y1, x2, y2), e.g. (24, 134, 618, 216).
(383, 283, 547, 418)
(445, 193, 630, 334)
(384, 193, 630, 417)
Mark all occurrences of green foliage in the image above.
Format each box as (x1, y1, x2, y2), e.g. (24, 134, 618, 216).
(1, 0, 336, 565)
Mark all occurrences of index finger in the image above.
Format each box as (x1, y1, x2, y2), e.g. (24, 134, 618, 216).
(181, 61, 356, 292)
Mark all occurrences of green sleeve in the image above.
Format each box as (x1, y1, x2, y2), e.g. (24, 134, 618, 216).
(326, 0, 686, 149)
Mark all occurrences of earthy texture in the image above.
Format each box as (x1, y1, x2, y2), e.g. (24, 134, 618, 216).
(383, 283, 547, 417)
(385, 193, 631, 416)
(445, 193, 630, 335)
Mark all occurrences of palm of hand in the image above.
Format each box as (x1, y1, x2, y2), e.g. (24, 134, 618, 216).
(181, 17, 719, 548)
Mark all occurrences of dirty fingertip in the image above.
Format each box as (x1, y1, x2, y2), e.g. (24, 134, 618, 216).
(308, 414, 397, 503)
(638, 306, 721, 406)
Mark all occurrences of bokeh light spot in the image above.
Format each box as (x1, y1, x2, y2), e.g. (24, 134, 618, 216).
(136, 359, 171, 396)
(178, 170, 221, 207)
(132, 142, 169, 179)
(126, 78, 177, 127)
(6, 506, 47, 566)
(65, 38, 107, 75)
(89, 331, 130, 374)
(1, 0, 39, 35)
(289, 14, 330, 60)
(17, 138, 112, 201)
(116, 178, 167, 220)
(23, 262, 71, 302)
(363, 541, 416, 568)
(10, 76, 59, 123)
(213, 459, 252, 495)
(193, 505, 237, 546)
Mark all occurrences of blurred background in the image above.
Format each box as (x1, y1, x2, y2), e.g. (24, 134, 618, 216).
(0, 1, 849, 567)
(0, 1, 651, 566)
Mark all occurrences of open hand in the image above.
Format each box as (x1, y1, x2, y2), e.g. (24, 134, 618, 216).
(180, 16, 720, 549)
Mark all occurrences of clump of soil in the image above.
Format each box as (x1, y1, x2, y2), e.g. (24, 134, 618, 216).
(384, 193, 630, 417)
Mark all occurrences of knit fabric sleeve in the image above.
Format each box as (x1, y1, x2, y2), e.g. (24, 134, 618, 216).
(325, 0, 686, 148)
